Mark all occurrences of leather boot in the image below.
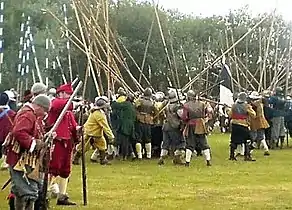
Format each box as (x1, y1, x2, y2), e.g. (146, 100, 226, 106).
(57, 194, 76, 206)
(72, 152, 82, 165)
(100, 150, 111, 165)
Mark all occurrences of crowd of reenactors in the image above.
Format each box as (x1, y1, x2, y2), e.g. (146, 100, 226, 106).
(0, 82, 290, 209)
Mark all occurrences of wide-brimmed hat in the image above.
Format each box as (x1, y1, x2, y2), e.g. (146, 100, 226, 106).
(93, 96, 110, 109)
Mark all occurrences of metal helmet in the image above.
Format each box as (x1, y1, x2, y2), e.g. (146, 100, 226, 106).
(127, 93, 135, 102)
(48, 88, 56, 95)
(275, 87, 284, 96)
(143, 88, 152, 97)
(117, 87, 126, 96)
(155, 91, 165, 101)
(186, 90, 196, 100)
(31, 82, 47, 95)
(168, 90, 176, 98)
(237, 92, 247, 103)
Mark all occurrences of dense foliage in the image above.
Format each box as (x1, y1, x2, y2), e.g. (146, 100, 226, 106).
(0, 0, 291, 97)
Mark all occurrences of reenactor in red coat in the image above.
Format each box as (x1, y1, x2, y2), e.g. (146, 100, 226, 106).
(5, 95, 50, 210)
(46, 83, 78, 205)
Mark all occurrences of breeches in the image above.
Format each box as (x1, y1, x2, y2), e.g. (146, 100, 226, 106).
(9, 167, 39, 201)
(76, 135, 107, 153)
(186, 129, 209, 151)
(162, 129, 185, 150)
(230, 124, 250, 145)
(271, 117, 285, 140)
(136, 123, 152, 144)
(49, 139, 73, 178)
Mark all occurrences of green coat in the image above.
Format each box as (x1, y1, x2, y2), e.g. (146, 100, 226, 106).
(111, 100, 136, 136)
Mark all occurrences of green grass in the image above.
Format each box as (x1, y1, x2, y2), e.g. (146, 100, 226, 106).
(1, 134, 292, 210)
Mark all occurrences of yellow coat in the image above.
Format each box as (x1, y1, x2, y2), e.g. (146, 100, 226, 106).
(84, 109, 115, 140)
(249, 100, 270, 131)
(153, 101, 166, 125)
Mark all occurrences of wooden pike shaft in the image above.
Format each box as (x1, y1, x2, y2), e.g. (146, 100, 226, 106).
(153, 2, 177, 89)
(235, 56, 261, 87)
(139, 18, 154, 83)
(118, 38, 150, 90)
(180, 45, 191, 83)
(76, 2, 143, 91)
(259, 11, 275, 91)
(72, 0, 100, 96)
(229, 57, 256, 90)
(230, 28, 241, 90)
(285, 31, 291, 97)
(80, 14, 103, 95)
(66, 33, 135, 94)
(168, 29, 180, 88)
(182, 14, 268, 92)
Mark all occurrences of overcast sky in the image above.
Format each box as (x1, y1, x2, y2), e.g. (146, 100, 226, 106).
(156, 0, 292, 20)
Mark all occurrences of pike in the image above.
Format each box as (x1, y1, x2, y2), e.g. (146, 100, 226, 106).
(79, 109, 87, 206)
(152, 1, 181, 103)
(182, 14, 269, 92)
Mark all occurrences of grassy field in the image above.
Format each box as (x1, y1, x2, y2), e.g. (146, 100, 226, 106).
(1, 133, 292, 210)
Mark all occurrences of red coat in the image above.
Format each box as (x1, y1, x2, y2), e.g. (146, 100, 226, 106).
(0, 107, 16, 143)
(46, 98, 77, 140)
(6, 104, 45, 167)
